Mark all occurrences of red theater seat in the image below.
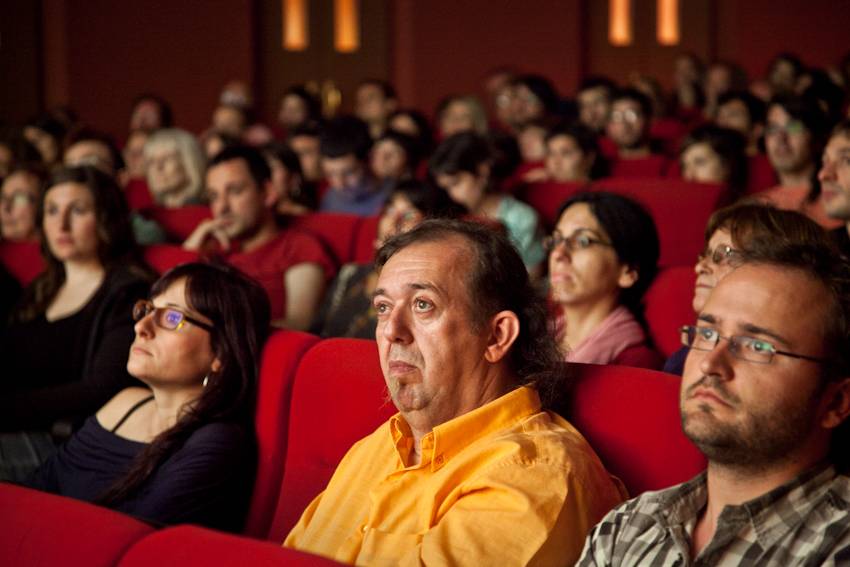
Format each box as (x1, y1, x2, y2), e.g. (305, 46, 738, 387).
(591, 178, 728, 267)
(145, 205, 212, 242)
(119, 525, 344, 566)
(266, 338, 394, 541)
(290, 213, 364, 266)
(352, 215, 379, 264)
(745, 153, 778, 195)
(244, 330, 321, 539)
(515, 181, 586, 229)
(124, 177, 155, 210)
(644, 266, 697, 358)
(608, 155, 670, 178)
(0, 240, 44, 285)
(0, 484, 154, 567)
(142, 244, 199, 275)
(568, 363, 705, 495)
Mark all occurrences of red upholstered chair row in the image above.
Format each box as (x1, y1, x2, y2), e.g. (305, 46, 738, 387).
(0, 485, 342, 567)
(608, 154, 671, 178)
(1, 334, 706, 566)
(644, 266, 698, 358)
(0, 240, 44, 285)
(517, 178, 727, 267)
(591, 178, 727, 267)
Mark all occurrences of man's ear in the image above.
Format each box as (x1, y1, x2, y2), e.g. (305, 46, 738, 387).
(483, 310, 520, 364)
(820, 377, 850, 429)
(617, 265, 638, 289)
(262, 179, 278, 209)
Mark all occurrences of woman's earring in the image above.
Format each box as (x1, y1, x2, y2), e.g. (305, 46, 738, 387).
(202, 375, 209, 388)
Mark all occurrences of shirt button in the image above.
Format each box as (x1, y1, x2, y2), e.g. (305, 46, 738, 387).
(435, 455, 444, 464)
(361, 525, 368, 533)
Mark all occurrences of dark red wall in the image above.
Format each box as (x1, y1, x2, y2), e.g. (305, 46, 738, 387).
(391, 0, 584, 117)
(44, 0, 254, 139)
(15, 0, 850, 140)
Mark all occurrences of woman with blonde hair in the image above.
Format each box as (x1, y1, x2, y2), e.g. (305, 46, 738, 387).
(143, 128, 206, 207)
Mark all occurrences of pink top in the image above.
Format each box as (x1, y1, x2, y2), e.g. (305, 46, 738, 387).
(562, 305, 660, 368)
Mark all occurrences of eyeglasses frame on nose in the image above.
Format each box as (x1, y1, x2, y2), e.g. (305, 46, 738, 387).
(543, 229, 612, 253)
(680, 325, 828, 365)
(132, 299, 214, 333)
(698, 244, 744, 267)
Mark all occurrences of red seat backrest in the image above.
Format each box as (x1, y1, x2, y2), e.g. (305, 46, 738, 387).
(644, 266, 697, 357)
(124, 177, 155, 211)
(568, 363, 705, 495)
(244, 330, 321, 539)
(352, 215, 379, 264)
(142, 245, 199, 275)
(119, 525, 344, 566)
(515, 181, 586, 229)
(590, 178, 727, 267)
(608, 155, 670, 178)
(744, 153, 778, 196)
(290, 213, 364, 266)
(0, 484, 154, 567)
(267, 338, 394, 541)
(145, 205, 212, 242)
(0, 240, 44, 286)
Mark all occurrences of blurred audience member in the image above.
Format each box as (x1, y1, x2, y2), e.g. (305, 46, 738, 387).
(0, 166, 154, 481)
(714, 91, 767, 156)
(211, 104, 248, 139)
(547, 191, 661, 368)
(437, 95, 489, 138)
(0, 135, 41, 178)
(261, 142, 317, 216)
(278, 85, 322, 133)
(183, 146, 333, 329)
(355, 79, 398, 140)
(1, 164, 46, 242)
(129, 94, 173, 134)
(767, 52, 805, 96)
(527, 122, 605, 183)
(319, 116, 388, 216)
(820, 119, 850, 257)
(577, 76, 617, 135)
(143, 129, 206, 207)
(288, 121, 324, 183)
(431, 132, 545, 273)
(64, 129, 124, 177)
(23, 115, 66, 169)
(370, 130, 420, 184)
(679, 124, 748, 196)
(123, 130, 149, 180)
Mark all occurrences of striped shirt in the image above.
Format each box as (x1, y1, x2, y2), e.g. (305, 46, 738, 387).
(578, 464, 850, 566)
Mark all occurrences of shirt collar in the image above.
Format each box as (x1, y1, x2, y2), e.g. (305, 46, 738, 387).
(389, 386, 542, 472)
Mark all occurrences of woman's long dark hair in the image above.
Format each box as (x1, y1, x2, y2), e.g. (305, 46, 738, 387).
(97, 262, 270, 506)
(14, 166, 152, 322)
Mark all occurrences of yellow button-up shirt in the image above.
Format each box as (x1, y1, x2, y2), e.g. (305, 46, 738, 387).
(284, 386, 626, 566)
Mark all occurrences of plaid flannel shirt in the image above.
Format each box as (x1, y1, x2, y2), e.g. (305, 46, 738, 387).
(578, 464, 850, 566)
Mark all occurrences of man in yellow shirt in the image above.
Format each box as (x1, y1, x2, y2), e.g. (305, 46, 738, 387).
(284, 219, 626, 566)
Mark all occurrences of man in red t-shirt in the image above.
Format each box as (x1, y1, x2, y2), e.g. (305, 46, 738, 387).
(184, 145, 333, 329)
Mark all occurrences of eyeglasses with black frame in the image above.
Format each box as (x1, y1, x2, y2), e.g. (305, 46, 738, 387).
(698, 244, 743, 267)
(132, 299, 214, 333)
(543, 229, 612, 253)
(680, 325, 829, 365)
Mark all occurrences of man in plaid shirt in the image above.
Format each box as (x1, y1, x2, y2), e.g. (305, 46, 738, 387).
(578, 236, 850, 566)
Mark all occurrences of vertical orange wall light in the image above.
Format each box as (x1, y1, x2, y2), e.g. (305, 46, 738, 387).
(657, 0, 680, 45)
(608, 0, 632, 46)
(334, 0, 360, 53)
(283, 0, 309, 51)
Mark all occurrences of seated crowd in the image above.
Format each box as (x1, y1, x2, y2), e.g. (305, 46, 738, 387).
(2, 49, 850, 565)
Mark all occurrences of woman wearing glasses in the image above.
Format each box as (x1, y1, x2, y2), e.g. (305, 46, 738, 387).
(0, 166, 154, 481)
(23, 262, 269, 532)
(547, 191, 662, 368)
(663, 202, 827, 375)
